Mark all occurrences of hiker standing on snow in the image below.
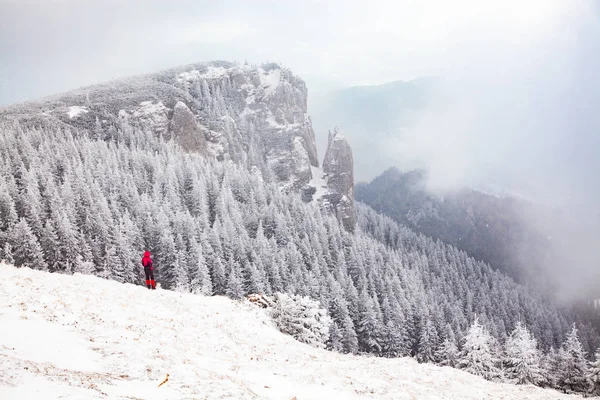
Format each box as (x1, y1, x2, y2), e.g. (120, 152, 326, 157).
(142, 251, 156, 290)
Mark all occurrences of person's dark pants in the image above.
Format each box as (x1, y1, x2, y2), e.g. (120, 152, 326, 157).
(144, 267, 156, 289)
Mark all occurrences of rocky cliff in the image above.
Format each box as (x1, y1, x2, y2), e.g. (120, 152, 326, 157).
(321, 128, 356, 231)
(0, 61, 355, 230)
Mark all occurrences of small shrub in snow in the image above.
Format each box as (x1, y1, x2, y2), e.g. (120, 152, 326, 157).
(269, 292, 332, 349)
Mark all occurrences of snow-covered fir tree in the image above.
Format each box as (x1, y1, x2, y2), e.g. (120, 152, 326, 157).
(417, 316, 439, 363)
(503, 322, 544, 385)
(542, 346, 561, 389)
(556, 325, 589, 393)
(588, 347, 600, 395)
(457, 319, 504, 381)
(10, 218, 46, 270)
(269, 292, 332, 348)
(435, 325, 459, 367)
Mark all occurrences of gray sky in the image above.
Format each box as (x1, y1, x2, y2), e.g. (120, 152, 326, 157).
(2, 0, 597, 102)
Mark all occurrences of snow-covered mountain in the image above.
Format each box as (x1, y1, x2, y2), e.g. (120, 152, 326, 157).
(0, 264, 586, 400)
(0, 61, 355, 230)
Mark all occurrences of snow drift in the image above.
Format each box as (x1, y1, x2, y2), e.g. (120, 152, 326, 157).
(0, 264, 588, 399)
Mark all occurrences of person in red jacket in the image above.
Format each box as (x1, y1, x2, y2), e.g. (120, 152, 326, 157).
(142, 251, 156, 290)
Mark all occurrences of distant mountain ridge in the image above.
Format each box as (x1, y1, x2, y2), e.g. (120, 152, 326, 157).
(356, 167, 554, 289)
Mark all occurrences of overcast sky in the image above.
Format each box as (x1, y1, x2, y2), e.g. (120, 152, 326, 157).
(1, 0, 597, 102)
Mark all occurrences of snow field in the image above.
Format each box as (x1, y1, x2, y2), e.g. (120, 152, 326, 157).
(66, 106, 89, 119)
(309, 165, 331, 201)
(0, 264, 590, 399)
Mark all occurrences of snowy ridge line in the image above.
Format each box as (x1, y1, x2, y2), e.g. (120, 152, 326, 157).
(0, 264, 586, 400)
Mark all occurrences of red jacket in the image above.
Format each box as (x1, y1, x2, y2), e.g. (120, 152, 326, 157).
(142, 251, 153, 270)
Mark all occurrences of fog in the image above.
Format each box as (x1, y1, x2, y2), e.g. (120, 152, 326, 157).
(5, 0, 594, 105)
(1, 0, 599, 301)
(378, 1, 600, 302)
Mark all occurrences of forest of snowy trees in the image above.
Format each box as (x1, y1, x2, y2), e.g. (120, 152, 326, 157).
(0, 120, 599, 394)
(355, 168, 554, 289)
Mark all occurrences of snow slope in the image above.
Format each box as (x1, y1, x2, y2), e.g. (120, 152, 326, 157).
(309, 165, 331, 201)
(0, 264, 587, 400)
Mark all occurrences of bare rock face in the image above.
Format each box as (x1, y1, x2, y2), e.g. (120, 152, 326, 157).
(322, 127, 356, 231)
(168, 101, 207, 154)
(167, 62, 319, 192)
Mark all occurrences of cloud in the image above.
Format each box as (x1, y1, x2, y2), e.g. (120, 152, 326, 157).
(164, 20, 249, 45)
(382, 1, 600, 199)
(3, 0, 595, 104)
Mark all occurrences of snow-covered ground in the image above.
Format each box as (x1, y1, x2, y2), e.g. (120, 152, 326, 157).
(309, 165, 331, 201)
(119, 101, 169, 134)
(66, 106, 89, 119)
(0, 264, 587, 399)
(177, 66, 229, 83)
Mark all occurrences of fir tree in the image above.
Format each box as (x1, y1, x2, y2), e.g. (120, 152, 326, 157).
(457, 319, 504, 381)
(557, 325, 589, 393)
(189, 242, 212, 295)
(542, 346, 561, 389)
(0, 186, 18, 233)
(417, 317, 439, 363)
(435, 327, 459, 367)
(356, 290, 383, 354)
(588, 347, 600, 395)
(327, 322, 344, 352)
(40, 220, 60, 272)
(2, 242, 14, 264)
(383, 319, 410, 358)
(503, 322, 543, 385)
(10, 218, 46, 270)
(226, 260, 244, 299)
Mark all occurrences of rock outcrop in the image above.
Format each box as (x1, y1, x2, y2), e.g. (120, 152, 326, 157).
(168, 101, 207, 154)
(321, 127, 356, 231)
